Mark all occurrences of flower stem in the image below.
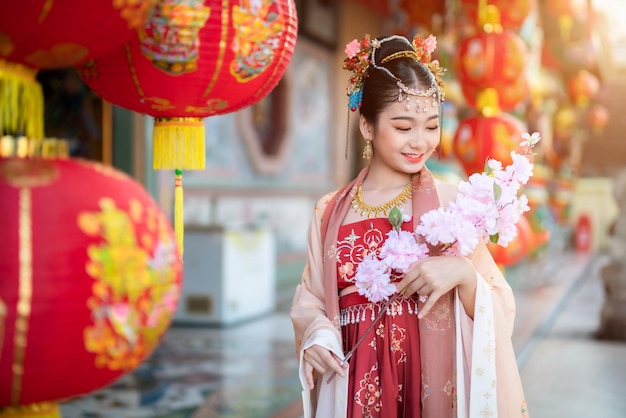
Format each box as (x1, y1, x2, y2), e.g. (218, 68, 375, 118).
(326, 292, 402, 384)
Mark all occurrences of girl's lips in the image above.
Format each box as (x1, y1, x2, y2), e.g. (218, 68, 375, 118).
(403, 153, 424, 163)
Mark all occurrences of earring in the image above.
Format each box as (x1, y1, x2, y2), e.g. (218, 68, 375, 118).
(362, 138, 373, 159)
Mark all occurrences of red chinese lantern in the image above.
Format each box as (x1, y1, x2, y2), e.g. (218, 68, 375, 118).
(76, 0, 298, 255)
(457, 20, 528, 108)
(0, 0, 156, 138)
(461, 76, 529, 112)
(487, 214, 533, 267)
(588, 103, 610, 136)
(397, 0, 446, 32)
(0, 139, 182, 415)
(460, 0, 535, 30)
(77, 0, 298, 171)
(452, 91, 526, 177)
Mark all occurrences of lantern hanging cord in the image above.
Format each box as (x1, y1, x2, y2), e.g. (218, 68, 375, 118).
(174, 169, 184, 261)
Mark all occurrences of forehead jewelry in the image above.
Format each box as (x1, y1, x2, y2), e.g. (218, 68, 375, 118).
(400, 94, 439, 113)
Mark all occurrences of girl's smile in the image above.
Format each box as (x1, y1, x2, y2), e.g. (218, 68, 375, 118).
(402, 152, 425, 163)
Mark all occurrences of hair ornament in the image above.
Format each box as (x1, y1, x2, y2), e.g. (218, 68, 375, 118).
(343, 35, 372, 111)
(411, 34, 446, 101)
(343, 33, 446, 111)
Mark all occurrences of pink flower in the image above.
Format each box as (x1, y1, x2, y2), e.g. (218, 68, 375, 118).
(345, 39, 361, 58)
(354, 254, 395, 303)
(379, 230, 429, 273)
(521, 132, 541, 148)
(423, 35, 437, 55)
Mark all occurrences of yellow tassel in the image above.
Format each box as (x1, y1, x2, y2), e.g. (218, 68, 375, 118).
(0, 402, 61, 418)
(559, 15, 573, 41)
(0, 136, 67, 158)
(174, 169, 184, 260)
(153, 117, 205, 170)
(0, 60, 44, 138)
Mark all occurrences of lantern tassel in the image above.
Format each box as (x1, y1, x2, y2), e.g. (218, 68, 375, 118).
(0, 60, 44, 138)
(477, 88, 502, 117)
(0, 402, 61, 418)
(174, 169, 184, 260)
(153, 117, 205, 170)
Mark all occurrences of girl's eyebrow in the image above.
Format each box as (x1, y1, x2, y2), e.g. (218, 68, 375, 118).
(390, 114, 440, 121)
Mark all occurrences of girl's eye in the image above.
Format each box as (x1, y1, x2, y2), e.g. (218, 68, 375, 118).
(396, 126, 411, 132)
(427, 125, 440, 131)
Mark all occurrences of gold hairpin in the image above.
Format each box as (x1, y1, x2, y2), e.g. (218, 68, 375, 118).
(380, 51, 420, 64)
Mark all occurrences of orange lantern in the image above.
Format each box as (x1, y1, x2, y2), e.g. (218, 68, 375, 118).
(0, 1, 155, 138)
(0, 139, 182, 415)
(549, 177, 574, 225)
(460, 0, 535, 30)
(487, 214, 533, 267)
(523, 163, 552, 254)
(452, 91, 526, 177)
(567, 70, 600, 107)
(545, 0, 583, 41)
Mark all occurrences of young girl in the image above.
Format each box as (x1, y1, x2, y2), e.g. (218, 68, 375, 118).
(290, 34, 528, 417)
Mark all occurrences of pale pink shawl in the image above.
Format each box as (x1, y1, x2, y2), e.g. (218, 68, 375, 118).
(290, 167, 528, 417)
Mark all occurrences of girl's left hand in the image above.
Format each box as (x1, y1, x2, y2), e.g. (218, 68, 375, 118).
(394, 255, 476, 318)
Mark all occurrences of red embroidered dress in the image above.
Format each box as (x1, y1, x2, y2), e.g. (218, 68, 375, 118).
(337, 218, 422, 418)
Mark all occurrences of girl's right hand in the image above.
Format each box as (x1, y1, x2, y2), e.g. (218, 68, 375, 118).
(303, 344, 347, 389)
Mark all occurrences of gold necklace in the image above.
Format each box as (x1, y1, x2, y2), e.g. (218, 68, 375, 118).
(351, 181, 413, 218)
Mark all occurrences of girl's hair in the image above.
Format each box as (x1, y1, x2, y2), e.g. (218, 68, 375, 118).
(360, 37, 440, 124)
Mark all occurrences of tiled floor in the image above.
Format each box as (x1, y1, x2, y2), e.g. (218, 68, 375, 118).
(59, 243, 626, 418)
(60, 313, 301, 418)
(520, 254, 626, 417)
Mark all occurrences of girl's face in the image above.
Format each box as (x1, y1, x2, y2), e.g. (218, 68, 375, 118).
(361, 93, 440, 176)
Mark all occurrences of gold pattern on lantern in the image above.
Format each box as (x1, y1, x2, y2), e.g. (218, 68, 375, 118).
(255, 1, 296, 98)
(79, 198, 180, 370)
(144, 97, 176, 111)
(0, 402, 61, 417)
(0, 159, 59, 188)
(38, 0, 54, 23)
(0, 32, 15, 56)
(203, 0, 230, 97)
(230, 0, 287, 82)
(25, 43, 89, 68)
(139, 0, 210, 75)
(12, 188, 33, 405)
(186, 99, 228, 114)
(78, 159, 131, 181)
(0, 296, 6, 367)
(114, 0, 157, 29)
(130, 198, 143, 222)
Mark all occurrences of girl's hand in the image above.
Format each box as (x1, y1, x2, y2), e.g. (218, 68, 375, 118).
(395, 255, 477, 318)
(303, 344, 347, 389)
